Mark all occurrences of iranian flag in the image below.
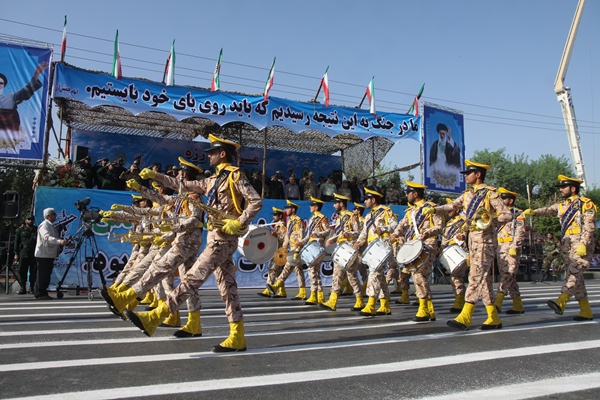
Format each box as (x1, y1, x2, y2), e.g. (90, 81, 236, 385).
(111, 30, 122, 80)
(164, 40, 175, 86)
(211, 48, 222, 92)
(407, 83, 425, 116)
(60, 16, 67, 63)
(321, 66, 330, 107)
(365, 76, 375, 116)
(263, 57, 276, 101)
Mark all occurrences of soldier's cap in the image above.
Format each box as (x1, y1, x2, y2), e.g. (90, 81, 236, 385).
(203, 133, 240, 154)
(178, 156, 203, 174)
(333, 193, 351, 202)
(275, 170, 282, 176)
(556, 174, 583, 187)
(445, 198, 453, 204)
(364, 187, 383, 199)
(131, 194, 143, 200)
(151, 181, 161, 190)
(285, 199, 299, 209)
(310, 196, 325, 205)
(272, 207, 284, 214)
(353, 202, 366, 209)
(498, 187, 519, 198)
(405, 180, 427, 192)
(460, 159, 491, 174)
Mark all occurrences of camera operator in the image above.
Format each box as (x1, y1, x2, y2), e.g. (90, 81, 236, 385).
(34, 208, 69, 300)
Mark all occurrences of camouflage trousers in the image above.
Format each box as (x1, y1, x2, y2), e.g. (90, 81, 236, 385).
(560, 235, 592, 301)
(412, 254, 434, 300)
(450, 269, 467, 296)
(114, 245, 150, 286)
(465, 236, 496, 306)
(165, 232, 243, 323)
(265, 260, 283, 285)
(306, 260, 323, 292)
(276, 256, 306, 288)
(366, 265, 389, 299)
(122, 245, 169, 288)
(331, 255, 362, 296)
(496, 243, 521, 298)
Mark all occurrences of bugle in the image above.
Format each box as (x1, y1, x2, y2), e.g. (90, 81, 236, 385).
(181, 195, 249, 235)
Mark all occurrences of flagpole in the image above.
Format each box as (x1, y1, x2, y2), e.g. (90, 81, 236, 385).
(358, 92, 367, 108)
(313, 81, 323, 103)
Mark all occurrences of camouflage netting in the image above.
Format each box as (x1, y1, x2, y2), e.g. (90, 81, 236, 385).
(342, 136, 396, 179)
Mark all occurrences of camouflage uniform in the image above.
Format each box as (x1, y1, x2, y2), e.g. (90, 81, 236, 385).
(542, 237, 563, 279)
(274, 214, 305, 288)
(156, 164, 262, 322)
(265, 220, 287, 285)
(297, 211, 330, 293)
(329, 210, 362, 295)
(496, 207, 526, 299)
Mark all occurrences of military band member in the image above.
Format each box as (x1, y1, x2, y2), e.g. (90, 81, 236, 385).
(351, 202, 369, 297)
(353, 188, 398, 316)
(523, 175, 596, 321)
(257, 207, 287, 298)
(494, 188, 527, 314)
(267, 200, 306, 300)
(295, 197, 330, 305)
(125, 134, 262, 352)
(390, 181, 442, 322)
(423, 160, 511, 330)
(320, 193, 363, 311)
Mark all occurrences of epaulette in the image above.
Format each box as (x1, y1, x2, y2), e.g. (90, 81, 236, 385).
(581, 197, 597, 212)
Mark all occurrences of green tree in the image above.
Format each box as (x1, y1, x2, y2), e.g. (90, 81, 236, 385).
(0, 166, 36, 237)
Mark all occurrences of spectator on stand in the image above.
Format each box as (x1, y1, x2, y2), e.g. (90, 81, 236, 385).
(75, 156, 94, 188)
(92, 157, 109, 188)
(301, 171, 319, 200)
(285, 175, 301, 200)
(14, 215, 37, 294)
(386, 181, 401, 204)
(113, 158, 127, 190)
(96, 161, 120, 190)
(339, 180, 352, 199)
(319, 175, 337, 202)
(269, 171, 285, 199)
(367, 178, 382, 194)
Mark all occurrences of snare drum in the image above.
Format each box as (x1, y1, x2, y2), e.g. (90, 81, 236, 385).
(300, 241, 326, 266)
(438, 245, 467, 274)
(331, 242, 359, 270)
(237, 225, 278, 265)
(396, 239, 430, 272)
(361, 238, 392, 273)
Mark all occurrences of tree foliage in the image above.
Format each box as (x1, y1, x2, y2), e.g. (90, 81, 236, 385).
(0, 166, 36, 235)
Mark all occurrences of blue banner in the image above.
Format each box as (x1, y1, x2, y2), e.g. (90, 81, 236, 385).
(422, 103, 466, 194)
(54, 64, 420, 141)
(34, 186, 406, 290)
(0, 41, 52, 160)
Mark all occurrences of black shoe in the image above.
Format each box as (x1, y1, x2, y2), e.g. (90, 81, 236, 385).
(351, 306, 363, 311)
(100, 287, 116, 308)
(272, 294, 287, 298)
(359, 311, 375, 316)
(266, 284, 277, 295)
(256, 292, 271, 298)
(304, 300, 318, 305)
(573, 316, 593, 321)
(412, 301, 419, 306)
(479, 323, 502, 330)
(413, 315, 430, 322)
(173, 330, 202, 338)
(547, 300, 564, 315)
(449, 307, 463, 313)
(290, 296, 306, 301)
(212, 345, 246, 353)
(376, 311, 392, 316)
(395, 299, 410, 305)
(123, 310, 152, 337)
(447, 320, 469, 331)
(506, 309, 525, 315)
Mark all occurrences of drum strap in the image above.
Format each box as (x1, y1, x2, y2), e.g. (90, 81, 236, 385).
(560, 199, 580, 238)
(206, 170, 231, 207)
(333, 213, 351, 236)
(405, 206, 427, 240)
(365, 208, 385, 234)
(465, 188, 489, 224)
(446, 217, 465, 238)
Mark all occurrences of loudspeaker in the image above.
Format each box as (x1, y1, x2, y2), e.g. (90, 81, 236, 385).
(74, 146, 89, 162)
(2, 191, 21, 219)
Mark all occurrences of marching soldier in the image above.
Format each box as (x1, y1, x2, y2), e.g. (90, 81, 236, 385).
(523, 175, 596, 321)
(353, 188, 398, 316)
(494, 188, 527, 314)
(423, 160, 511, 330)
(257, 207, 287, 298)
(542, 233, 563, 282)
(124, 134, 262, 352)
(294, 197, 330, 305)
(267, 200, 307, 300)
(351, 203, 369, 296)
(320, 193, 363, 311)
(389, 181, 442, 322)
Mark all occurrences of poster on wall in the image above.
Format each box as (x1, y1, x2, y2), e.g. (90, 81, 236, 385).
(422, 103, 466, 194)
(0, 40, 52, 160)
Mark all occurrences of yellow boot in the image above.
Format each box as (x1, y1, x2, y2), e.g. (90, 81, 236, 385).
(351, 295, 365, 311)
(359, 296, 377, 316)
(291, 287, 307, 301)
(174, 310, 202, 337)
(480, 304, 502, 330)
(320, 293, 338, 311)
(124, 300, 170, 337)
(395, 289, 410, 305)
(305, 291, 318, 305)
(102, 287, 138, 315)
(447, 302, 475, 331)
(376, 297, 392, 315)
(140, 291, 154, 304)
(494, 293, 505, 313)
(507, 296, 525, 314)
(267, 280, 284, 296)
(317, 291, 325, 304)
(115, 283, 129, 293)
(212, 320, 247, 353)
(427, 299, 436, 321)
(547, 292, 571, 315)
(146, 294, 160, 310)
(257, 287, 272, 298)
(449, 294, 465, 313)
(574, 298, 594, 321)
(274, 286, 287, 298)
(161, 310, 181, 327)
(414, 298, 430, 322)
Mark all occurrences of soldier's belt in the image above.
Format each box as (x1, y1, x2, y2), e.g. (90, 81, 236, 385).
(565, 228, 581, 235)
(497, 237, 513, 243)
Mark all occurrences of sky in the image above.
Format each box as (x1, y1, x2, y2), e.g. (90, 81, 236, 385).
(3, 0, 599, 187)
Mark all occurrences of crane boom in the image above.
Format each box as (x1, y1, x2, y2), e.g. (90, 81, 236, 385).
(554, 0, 587, 186)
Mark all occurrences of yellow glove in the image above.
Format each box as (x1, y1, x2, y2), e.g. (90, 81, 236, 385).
(422, 206, 435, 215)
(522, 209, 536, 217)
(127, 179, 141, 191)
(576, 244, 587, 257)
(221, 219, 243, 235)
(111, 204, 125, 210)
(139, 168, 157, 180)
(159, 224, 172, 232)
(103, 211, 116, 218)
(508, 248, 517, 257)
(101, 217, 111, 223)
(152, 236, 165, 246)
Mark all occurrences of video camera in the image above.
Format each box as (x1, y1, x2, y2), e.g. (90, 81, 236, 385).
(74, 197, 102, 224)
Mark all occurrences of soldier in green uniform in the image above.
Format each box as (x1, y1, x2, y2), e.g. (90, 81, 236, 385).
(542, 233, 563, 282)
(13, 215, 37, 294)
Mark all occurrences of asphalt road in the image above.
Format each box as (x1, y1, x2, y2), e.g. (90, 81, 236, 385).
(1, 281, 600, 400)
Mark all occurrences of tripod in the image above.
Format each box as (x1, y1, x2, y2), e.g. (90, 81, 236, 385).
(1, 223, 23, 294)
(55, 222, 106, 300)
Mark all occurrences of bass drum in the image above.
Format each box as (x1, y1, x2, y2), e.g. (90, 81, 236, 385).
(237, 225, 278, 264)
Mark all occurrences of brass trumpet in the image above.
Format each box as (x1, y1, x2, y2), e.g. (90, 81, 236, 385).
(472, 208, 494, 230)
(181, 195, 249, 235)
(108, 231, 163, 244)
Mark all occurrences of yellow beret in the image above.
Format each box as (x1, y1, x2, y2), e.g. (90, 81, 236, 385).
(498, 187, 519, 198)
(310, 196, 325, 204)
(178, 156, 203, 173)
(364, 187, 383, 198)
(333, 193, 351, 201)
(405, 180, 427, 190)
(557, 174, 583, 187)
(353, 202, 366, 209)
(204, 133, 241, 152)
(285, 199, 299, 209)
(272, 207, 284, 214)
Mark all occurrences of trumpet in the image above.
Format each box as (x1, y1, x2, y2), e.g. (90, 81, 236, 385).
(181, 195, 249, 235)
(140, 216, 187, 229)
(472, 207, 494, 230)
(108, 231, 163, 244)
